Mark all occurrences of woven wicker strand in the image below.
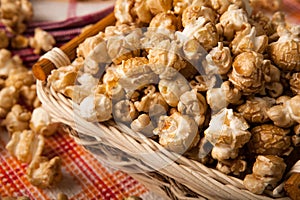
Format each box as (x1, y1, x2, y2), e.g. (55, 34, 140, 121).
(40, 47, 71, 68)
(36, 80, 295, 200)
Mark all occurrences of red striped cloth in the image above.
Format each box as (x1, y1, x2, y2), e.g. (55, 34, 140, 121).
(0, 0, 300, 200)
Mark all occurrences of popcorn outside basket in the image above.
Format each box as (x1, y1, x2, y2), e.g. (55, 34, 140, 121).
(33, 8, 300, 200)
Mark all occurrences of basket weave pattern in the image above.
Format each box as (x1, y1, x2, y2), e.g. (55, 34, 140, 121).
(36, 80, 288, 200)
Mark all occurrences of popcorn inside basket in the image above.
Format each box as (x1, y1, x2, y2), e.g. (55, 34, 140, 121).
(34, 0, 300, 199)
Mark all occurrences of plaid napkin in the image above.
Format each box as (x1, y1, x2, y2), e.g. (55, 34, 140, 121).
(0, 0, 300, 200)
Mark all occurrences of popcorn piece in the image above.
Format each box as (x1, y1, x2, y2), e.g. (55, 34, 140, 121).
(206, 81, 242, 111)
(148, 40, 187, 77)
(149, 11, 182, 31)
(114, 0, 135, 24)
(0, 0, 33, 34)
(0, 49, 24, 77)
(182, 5, 217, 27)
(6, 130, 44, 163)
(178, 89, 207, 126)
(133, 0, 153, 24)
(0, 86, 19, 119)
(243, 155, 286, 194)
(250, 0, 282, 12)
(106, 29, 142, 65)
(79, 94, 112, 122)
(250, 12, 274, 36)
(208, 42, 232, 75)
(268, 25, 300, 71)
(204, 108, 251, 161)
(113, 99, 138, 123)
(47, 65, 79, 99)
(19, 84, 41, 109)
(0, 30, 9, 49)
(29, 28, 56, 54)
(158, 74, 191, 107)
(267, 95, 300, 128)
(230, 23, 268, 55)
(237, 97, 275, 124)
(77, 32, 107, 60)
(3, 104, 31, 134)
(116, 57, 158, 91)
(189, 75, 216, 92)
(210, 0, 230, 14)
(248, 124, 291, 156)
(11, 34, 29, 49)
(219, 4, 249, 41)
(27, 156, 62, 188)
(130, 114, 155, 137)
(69, 73, 99, 104)
(30, 107, 59, 136)
(146, 0, 172, 15)
(216, 158, 247, 176)
(134, 85, 169, 114)
(182, 17, 219, 51)
(154, 112, 199, 153)
(228, 51, 264, 95)
(173, 0, 193, 15)
(5, 68, 35, 89)
(290, 72, 300, 95)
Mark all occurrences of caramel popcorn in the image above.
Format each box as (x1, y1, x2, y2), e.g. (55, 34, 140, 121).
(11, 34, 29, 49)
(228, 51, 264, 95)
(130, 114, 155, 136)
(178, 89, 207, 126)
(30, 107, 59, 136)
(237, 97, 275, 124)
(250, 0, 282, 12)
(230, 23, 268, 55)
(29, 28, 56, 54)
(134, 0, 153, 24)
(149, 11, 182, 31)
(158, 74, 191, 107)
(208, 42, 232, 75)
(154, 112, 199, 153)
(134, 85, 169, 114)
(146, 0, 173, 15)
(182, 5, 217, 27)
(268, 25, 300, 71)
(3, 104, 31, 134)
(248, 124, 291, 156)
(148, 39, 187, 74)
(182, 17, 219, 51)
(77, 32, 106, 60)
(219, 4, 249, 41)
(6, 130, 44, 163)
(0, 0, 33, 34)
(173, 0, 193, 15)
(114, 0, 135, 24)
(267, 95, 300, 128)
(5, 68, 35, 89)
(79, 93, 112, 122)
(0, 86, 19, 119)
(113, 99, 138, 123)
(216, 158, 247, 176)
(116, 57, 158, 91)
(27, 156, 62, 188)
(244, 155, 286, 194)
(0, 30, 9, 49)
(204, 109, 251, 161)
(0, 49, 24, 77)
(290, 72, 300, 95)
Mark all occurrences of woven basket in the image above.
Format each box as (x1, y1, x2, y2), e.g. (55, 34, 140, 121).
(36, 79, 292, 200)
(33, 10, 299, 200)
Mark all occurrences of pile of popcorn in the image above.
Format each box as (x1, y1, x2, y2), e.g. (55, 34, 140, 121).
(0, 0, 62, 190)
(46, 0, 300, 196)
